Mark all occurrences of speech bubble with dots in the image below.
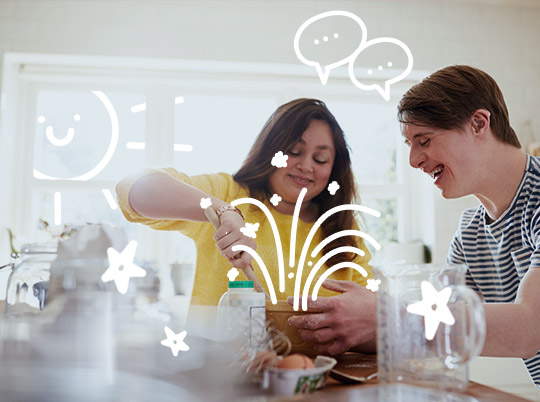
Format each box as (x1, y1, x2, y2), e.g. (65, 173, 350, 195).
(294, 10, 367, 85)
(348, 37, 413, 101)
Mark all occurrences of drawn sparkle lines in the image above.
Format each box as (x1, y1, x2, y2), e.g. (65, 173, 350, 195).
(290, 188, 307, 268)
(232, 244, 277, 304)
(302, 246, 365, 310)
(311, 262, 368, 303)
(231, 198, 286, 292)
(293, 204, 381, 311)
(311, 229, 380, 257)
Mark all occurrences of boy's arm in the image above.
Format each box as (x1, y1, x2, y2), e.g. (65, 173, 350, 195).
(481, 267, 540, 358)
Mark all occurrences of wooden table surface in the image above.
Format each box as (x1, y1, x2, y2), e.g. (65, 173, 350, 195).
(264, 353, 532, 402)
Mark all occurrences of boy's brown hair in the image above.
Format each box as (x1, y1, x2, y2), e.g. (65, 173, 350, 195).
(397, 65, 520, 148)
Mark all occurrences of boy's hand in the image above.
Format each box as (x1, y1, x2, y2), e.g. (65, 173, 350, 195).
(287, 279, 377, 355)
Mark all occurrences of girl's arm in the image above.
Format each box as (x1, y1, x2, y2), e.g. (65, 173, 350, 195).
(119, 172, 255, 270)
(127, 173, 232, 221)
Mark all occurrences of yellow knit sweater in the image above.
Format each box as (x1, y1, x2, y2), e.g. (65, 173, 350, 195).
(117, 169, 373, 305)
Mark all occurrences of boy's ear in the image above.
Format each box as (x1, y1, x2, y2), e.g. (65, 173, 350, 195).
(471, 109, 491, 134)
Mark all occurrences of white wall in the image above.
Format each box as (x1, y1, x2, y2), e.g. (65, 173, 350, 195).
(1, 0, 539, 261)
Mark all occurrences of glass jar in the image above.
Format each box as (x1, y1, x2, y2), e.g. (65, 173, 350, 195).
(4, 242, 57, 316)
(217, 280, 266, 347)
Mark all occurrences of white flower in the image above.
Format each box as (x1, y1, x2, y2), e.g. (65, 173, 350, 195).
(271, 151, 288, 168)
(407, 281, 455, 341)
(328, 181, 340, 195)
(240, 222, 260, 239)
(101, 241, 146, 294)
(366, 278, 381, 292)
(270, 194, 282, 206)
(200, 197, 212, 209)
(227, 268, 239, 281)
(161, 327, 189, 357)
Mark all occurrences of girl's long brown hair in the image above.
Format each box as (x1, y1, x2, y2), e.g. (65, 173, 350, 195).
(233, 98, 360, 267)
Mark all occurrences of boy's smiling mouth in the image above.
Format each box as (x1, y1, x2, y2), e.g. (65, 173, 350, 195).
(430, 165, 444, 180)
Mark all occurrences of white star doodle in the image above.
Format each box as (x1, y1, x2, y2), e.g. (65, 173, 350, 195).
(240, 222, 260, 239)
(271, 151, 288, 168)
(200, 197, 212, 209)
(270, 194, 282, 206)
(227, 267, 239, 281)
(366, 278, 381, 292)
(406, 280, 455, 341)
(101, 240, 146, 294)
(328, 181, 340, 195)
(161, 326, 189, 357)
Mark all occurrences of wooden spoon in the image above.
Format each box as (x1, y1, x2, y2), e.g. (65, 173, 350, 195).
(204, 206, 270, 300)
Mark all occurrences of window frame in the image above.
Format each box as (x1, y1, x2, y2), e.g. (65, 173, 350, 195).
(0, 52, 429, 266)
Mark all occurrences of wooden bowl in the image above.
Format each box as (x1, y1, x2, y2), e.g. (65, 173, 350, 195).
(265, 300, 325, 357)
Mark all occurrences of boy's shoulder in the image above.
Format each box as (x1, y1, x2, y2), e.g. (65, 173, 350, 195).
(519, 156, 540, 204)
(458, 206, 483, 231)
(527, 156, 540, 184)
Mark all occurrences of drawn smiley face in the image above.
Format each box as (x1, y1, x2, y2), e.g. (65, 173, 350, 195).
(34, 90, 118, 181)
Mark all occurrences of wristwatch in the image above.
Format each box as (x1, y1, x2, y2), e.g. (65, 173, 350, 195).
(216, 205, 244, 220)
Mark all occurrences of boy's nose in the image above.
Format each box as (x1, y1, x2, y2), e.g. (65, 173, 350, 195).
(409, 147, 425, 169)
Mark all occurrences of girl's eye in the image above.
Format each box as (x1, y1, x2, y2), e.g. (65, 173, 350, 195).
(288, 151, 300, 156)
(419, 138, 431, 147)
(314, 158, 328, 164)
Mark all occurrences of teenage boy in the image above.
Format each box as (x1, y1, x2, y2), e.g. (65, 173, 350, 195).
(289, 65, 540, 388)
(399, 65, 540, 387)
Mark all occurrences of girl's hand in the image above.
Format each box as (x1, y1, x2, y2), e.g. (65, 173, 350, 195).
(212, 211, 256, 270)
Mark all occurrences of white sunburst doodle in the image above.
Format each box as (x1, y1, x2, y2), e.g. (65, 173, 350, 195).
(161, 326, 189, 356)
(101, 240, 147, 294)
(407, 280, 455, 341)
(228, 183, 381, 311)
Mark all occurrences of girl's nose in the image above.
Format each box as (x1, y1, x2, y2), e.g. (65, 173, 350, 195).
(296, 157, 314, 173)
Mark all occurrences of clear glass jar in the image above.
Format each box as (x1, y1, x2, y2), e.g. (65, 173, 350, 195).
(4, 242, 57, 316)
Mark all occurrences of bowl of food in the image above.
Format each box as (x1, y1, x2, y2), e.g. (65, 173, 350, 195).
(265, 300, 327, 357)
(262, 354, 337, 395)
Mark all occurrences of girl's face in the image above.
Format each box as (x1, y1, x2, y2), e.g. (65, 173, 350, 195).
(269, 119, 336, 205)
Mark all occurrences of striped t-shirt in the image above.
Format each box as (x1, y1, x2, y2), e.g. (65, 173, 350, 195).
(448, 154, 540, 388)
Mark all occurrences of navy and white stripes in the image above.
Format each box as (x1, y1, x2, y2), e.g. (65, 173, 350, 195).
(448, 154, 540, 388)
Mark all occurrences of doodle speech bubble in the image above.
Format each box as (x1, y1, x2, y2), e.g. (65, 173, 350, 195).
(294, 10, 367, 85)
(348, 37, 413, 101)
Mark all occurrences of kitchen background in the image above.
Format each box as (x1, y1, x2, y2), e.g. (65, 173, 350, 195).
(0, 0, 539, 399)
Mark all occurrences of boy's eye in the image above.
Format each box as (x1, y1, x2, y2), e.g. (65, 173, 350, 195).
(419, 138, 431, 146)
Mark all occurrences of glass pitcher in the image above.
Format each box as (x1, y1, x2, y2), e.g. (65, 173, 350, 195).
(374, 263, 485, 391)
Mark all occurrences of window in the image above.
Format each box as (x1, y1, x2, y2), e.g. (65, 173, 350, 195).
(0, 53, 425, 270)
